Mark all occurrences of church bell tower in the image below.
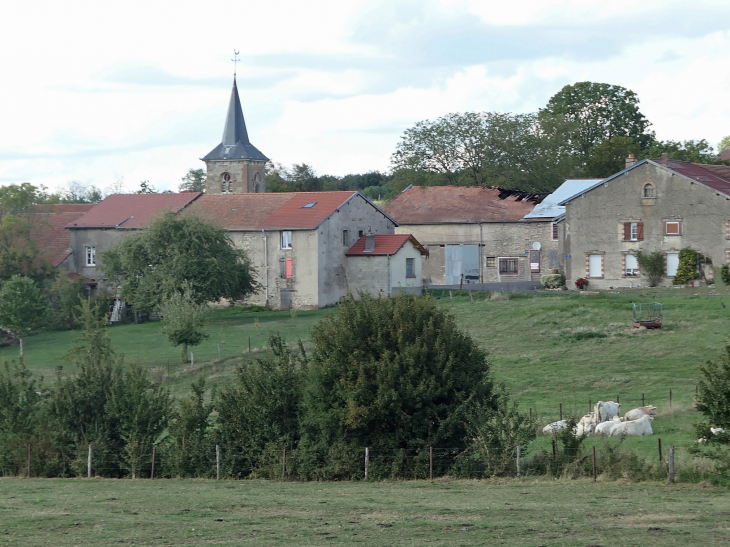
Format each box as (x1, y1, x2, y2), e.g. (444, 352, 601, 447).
(201, 77, 268, 194)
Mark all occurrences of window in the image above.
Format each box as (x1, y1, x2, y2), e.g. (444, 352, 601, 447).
(643, 183, 655, 198)
(281, 231, 292, 249)
(253, 172, 261, 193)
(623, 222, 643, 241)
(666, 252, 679, 276)
(588, 254, 603, 278)
(486, 256, 496, 268)
(551, 222, 559, 241)
(342, 229, 349, 246)
(85, 246, 96, 267)
(625, 254, 639, 276)
(358, 230, 364, 238)
(406, 258, 415, 278)
(499, 257, 518, 275)
(221, 173, 232, 194)
(664, 221, 681, 235)
(302, 202, 316, 208)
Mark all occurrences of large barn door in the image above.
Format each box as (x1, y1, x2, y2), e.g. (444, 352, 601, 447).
(462, 245, 480, 283)
(445, 245, 462, 285)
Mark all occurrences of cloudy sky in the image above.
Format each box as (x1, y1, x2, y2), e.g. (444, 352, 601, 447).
(1, 0, 729, 194)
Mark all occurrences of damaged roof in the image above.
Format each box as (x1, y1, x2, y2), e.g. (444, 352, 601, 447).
(67, 193, 203, 229)
(384, 185, 538, 224)
(523, 179, 603, 219)
(346, 234, 428, 256)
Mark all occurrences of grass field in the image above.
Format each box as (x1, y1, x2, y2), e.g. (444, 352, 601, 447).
(2, 477, 729, 546)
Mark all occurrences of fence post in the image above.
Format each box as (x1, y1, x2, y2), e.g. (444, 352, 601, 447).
(151, 446, 156, 480)
(617, 394, 619, 404)
(529, 408, 532, 420)
(191, 352, 194, 370)
(248, 337, 251, 354)
(87, 444, 93, 478)
(364, 447, 369, 481)
(552, 439, 556, 460)
(658, 438, 663, 464)
(668, 446, 675, 484)
(592, 446, 596, 482)
(589, 398, 592, 414)
(27, 444, 31, 478)
(282, 448, 287, 478)
(429, 447, 433, 481)
(559, 403, 563, 421)
(516, 445, 521, 478)
(216, 445, 221, 480)
(642, 393, 645, 406)
(669, 390, 672, 409)
(449, 291, 454, 308)
(469, 290, 473, 303)
(218, 344, 221, 362)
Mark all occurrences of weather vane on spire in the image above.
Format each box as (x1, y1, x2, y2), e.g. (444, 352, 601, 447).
(232, 50, 240, 78)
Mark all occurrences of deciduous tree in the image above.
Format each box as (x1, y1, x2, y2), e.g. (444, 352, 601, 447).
(179, 168, 207, 192)
(160, 283, 209, 363)
(0, 275, 47, 359)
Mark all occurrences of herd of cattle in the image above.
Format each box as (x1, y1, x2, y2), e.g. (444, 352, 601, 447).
(542, 401, 657, 437)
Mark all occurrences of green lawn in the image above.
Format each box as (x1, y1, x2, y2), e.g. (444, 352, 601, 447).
(1, 477, 728, 546)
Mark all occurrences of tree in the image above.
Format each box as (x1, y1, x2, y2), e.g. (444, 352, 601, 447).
(541, 81, 654, 162)
(0, 275, 47, 359)
(101, 213, 259, 314)
(719, 135, 730, 152)
(298, 292, 495, 478)
(696, 343, 730, 430)
(160, 283, 209, 363)
(391, 112, 575, 191)
(136, 180, 156, 194)
(0, 214, 55, 284)
(179, 168, 207, 192)
(584, 136, 643, 178)
(635, 250, 665, 287)
(61, 181, 103, 203)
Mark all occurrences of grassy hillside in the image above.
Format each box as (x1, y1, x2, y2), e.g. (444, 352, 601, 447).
(4, 288, 728, 449)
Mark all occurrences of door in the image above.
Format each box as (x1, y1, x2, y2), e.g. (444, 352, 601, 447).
(666, 253, 679, 277)
(589, 254, 602, 277)
(445, 245, 462, 285)
(445, 244, 479, 284)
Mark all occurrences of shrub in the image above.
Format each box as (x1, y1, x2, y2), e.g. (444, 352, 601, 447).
(635, 250, 664, 287)
(540, 273, 565, 289)
(673, 248, 699, 285)
(721, 264, 730, 285)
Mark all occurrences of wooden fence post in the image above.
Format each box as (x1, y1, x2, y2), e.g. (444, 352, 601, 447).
(658, 438, 663, 464)
(669, 390, 672, 409)
(449, 291, 454, 308)
(216, 445, 221, 480)
(668, 446, 675, 484)
(429, 447, 433, 481)
(248, 337, 251, 354)
(87, 444, 93, 479)
(151, 446, 156, 480)
(516, 445, 521, 478)
(642, 392, 645, 406)
(364, 447, 369, 481)
(559, 403, 563, 421)
(218, 344, 221, 362)
(469, 290, 473, 303)
(191, 352, 194, 370)
(529, 408, 532, 420)
(27, 444, 31, 478)
(592, 446, 596, 482)
(552, 439, 556, 460)
(282, 448, 287, 478)
(617, 394, 620, 404)
(589, 398, 592, 414)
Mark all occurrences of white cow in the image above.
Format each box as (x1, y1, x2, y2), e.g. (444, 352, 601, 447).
(623, 405, 657, 421)
(594, 416, 621, 435)
(711, 427, 725, 435)
(594, 401, 621, 423)
(542, 420, 568, 434)
(575, 413, 596, 436)
(608, 414, 653, 436)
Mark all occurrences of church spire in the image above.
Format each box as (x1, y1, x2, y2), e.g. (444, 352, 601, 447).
(221, 77, 250, 146)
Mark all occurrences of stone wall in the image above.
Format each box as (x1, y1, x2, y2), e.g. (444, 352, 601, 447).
(204, 160, 266, 194)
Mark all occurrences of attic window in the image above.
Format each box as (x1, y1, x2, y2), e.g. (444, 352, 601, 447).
(302, 202, 316, 208)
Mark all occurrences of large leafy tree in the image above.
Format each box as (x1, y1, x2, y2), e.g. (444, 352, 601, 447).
(719, 135, 730, 152)
(390, 111, 574, 191)
(0, 275, 47, 359)
(540, 81, 654, 163)
(179, 168, 207, 192)
(101, 213, 259, 314)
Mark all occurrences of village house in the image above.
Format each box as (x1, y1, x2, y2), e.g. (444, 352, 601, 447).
(29, 203, 94, 273)
(558, 154, 730, 289)
(384, 185, 556, 286)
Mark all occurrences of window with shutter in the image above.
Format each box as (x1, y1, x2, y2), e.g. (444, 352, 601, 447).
(636, 223, 644, 240)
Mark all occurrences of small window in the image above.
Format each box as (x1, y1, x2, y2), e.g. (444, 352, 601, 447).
(625, 254, 639, 276)
(664, 221, 681, 235)
(342, 229, 349, 246)
(643, 183, 655, 198)
(406, 258, 415, 278)
(358, 230, 364, 238)
(302, 202, 316, 208)
(499, 257, 518, 275)
(551, 222, 559, 241)
(221, 173, 232, 194)
(623, 221, 643, 241)
(281, 231, 292, 249)
(85, 246, 96, 267)
(486, 256, 496, 268)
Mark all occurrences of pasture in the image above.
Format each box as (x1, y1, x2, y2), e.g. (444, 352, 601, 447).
(2, 477, 729, 546)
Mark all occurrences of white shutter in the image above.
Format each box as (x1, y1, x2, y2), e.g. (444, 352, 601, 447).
(666, 253, 679, 277)
(589, 254, 602, 277)
(625, 254, 638, 275)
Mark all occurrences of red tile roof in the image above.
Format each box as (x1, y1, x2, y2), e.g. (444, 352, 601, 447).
(258, 192, 360, 230)
(346, 234, 428, 256)
(67, 193, 202, 229)
(384, 186, 535, 224)
(718, 148, 730, 161)
(28, 204, 94, 266)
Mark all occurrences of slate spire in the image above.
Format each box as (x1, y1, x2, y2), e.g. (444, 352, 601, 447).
(221, 77, 250, 146)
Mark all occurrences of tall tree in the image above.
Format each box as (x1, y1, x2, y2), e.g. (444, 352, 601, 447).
(540, 81, 654, 162)
(160, 283, 209, 363)
(0, 275, 47, 359)
(101, 213, 259, 314)
(179, 168, 207, 192)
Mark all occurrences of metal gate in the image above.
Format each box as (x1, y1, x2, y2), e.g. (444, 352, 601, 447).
(445, 244, 480, 285)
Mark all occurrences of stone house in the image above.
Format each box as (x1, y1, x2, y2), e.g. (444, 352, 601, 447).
(558, 155, 730, 289)
(384, 185, 555, 285)
(345, 233, 428, 296)
(183, 191, 399, 309)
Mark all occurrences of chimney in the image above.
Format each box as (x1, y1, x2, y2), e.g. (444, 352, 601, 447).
(364, 231, 375, 252)
(625, 153, 636, 169)
(661, 152, 669, 167)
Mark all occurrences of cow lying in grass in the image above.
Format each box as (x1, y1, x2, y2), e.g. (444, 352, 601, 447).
(594, 416, 621, 435)
(623, 405, 657, 421)
(594, 401, 620, 423)
(608, 414, 653, 436)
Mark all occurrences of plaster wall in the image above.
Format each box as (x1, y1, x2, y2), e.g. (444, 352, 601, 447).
(68, 228, 135, 281)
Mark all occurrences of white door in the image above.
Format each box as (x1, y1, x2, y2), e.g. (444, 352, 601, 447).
(589, 254, 602, 277)
(666, 253, 679, 277)
(445, 245, 462, 285)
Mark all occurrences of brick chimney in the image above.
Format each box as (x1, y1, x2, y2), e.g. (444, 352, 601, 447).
(364, 231, 375, 252)
(625, 153, 636, 169)
(661, 152, 669, 167)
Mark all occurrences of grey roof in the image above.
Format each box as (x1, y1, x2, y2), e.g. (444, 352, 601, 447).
(523, 179, 603, 219)
(202, 78, 269, 162)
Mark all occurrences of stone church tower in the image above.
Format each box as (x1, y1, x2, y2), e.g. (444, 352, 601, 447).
(202, 78, 268, 194)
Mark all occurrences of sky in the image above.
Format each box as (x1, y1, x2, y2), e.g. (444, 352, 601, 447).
(1, 0, 729, 194)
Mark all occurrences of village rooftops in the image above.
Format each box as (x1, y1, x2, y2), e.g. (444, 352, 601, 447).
(29, 204, 94, 266)
(184, 191, 397, 230)
(66, 193, 203, 229)
(384, 185, 538, 224)
(345, 234, 428, 256)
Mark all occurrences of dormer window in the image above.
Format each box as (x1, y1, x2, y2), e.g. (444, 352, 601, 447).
(643, 182, 656, 198)
(302, 202, 316, 208)
(221, 173, 232, 194)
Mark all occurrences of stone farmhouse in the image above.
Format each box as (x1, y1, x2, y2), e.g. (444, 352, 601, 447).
(558, 154, 730, 289)
(384, 185, 559, 286)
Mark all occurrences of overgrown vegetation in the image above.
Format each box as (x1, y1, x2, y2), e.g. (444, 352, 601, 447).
(635, 249, 665, 286)
(674, 247, 700, 285)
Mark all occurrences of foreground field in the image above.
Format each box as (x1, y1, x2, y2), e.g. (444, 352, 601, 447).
(1, 478, 729, 546)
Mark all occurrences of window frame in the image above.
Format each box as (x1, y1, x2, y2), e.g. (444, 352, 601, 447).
(406, 257, 415, 278)
(551, 222, 559, 241)
(664, 221, 682, 236)
(587, 252, 604, 278)
(280, 231, 292, 249)
(85, 245, 96, 267)
(342, 229, 349, 246)
(498, 257, 519, 276)
(486, 256, 496, 268)
(624, 253, 640, 277)
(642, 183, 656, 198)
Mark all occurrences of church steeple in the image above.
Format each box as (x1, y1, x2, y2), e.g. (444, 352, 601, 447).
(201, 74, 268, 194)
